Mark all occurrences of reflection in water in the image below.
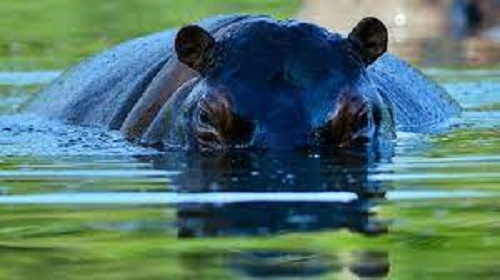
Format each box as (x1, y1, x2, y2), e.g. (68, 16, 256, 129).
(176, 250, 390, 279)
(176, 200, 386, 238)
(143, 150, 392, 278)
(150, 148, 392, 195)
(144, 149, 391, 236)
(229, 250, 390, 279)
(229, 251, 334, 278)
(0, 67, 497, 280)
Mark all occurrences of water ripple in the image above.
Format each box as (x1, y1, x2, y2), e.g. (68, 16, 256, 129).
(0, 190, 495, 205)
(0, 170, 179, 180)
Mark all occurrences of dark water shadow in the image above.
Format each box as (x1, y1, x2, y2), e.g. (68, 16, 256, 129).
(175, 250, 390, 279)
(137, 148, 393, 278)
(139, 148, 393, 237)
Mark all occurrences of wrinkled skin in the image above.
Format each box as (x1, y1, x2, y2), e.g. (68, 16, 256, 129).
(28, 15, 461, 151)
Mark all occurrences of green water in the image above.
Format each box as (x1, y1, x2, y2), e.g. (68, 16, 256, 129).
(1, 1, 500, 279)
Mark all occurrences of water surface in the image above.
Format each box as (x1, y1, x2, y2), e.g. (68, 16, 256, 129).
(0, 67, 499, 279)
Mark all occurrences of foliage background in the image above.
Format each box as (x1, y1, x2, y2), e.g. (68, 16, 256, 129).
(0, 0, 300, 70)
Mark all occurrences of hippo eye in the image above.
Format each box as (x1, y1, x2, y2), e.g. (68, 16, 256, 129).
(198, 109, 213, 126)
(194, 95, 255, 149)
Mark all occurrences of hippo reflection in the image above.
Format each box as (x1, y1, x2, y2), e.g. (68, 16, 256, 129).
(229, 250, 390, 279)
(139, 150, 389, 238)
(28, 15, 461, 151)
(176, 200, 386, 238)
(142, 150, 392, 279)
(147, 148, 389, 194)
(176, 250, 390, 279)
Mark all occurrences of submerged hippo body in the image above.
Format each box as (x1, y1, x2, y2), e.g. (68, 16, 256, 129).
(28, 14, 461, 150)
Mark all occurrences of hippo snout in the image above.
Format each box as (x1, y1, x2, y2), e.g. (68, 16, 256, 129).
(186, 86, 386, 151)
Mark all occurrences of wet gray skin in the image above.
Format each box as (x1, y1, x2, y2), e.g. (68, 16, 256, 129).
(27, 14, 461, 151)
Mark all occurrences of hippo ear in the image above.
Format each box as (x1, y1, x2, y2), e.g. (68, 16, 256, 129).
(175, 25, 216, 73)
(348, 17, 388, 65)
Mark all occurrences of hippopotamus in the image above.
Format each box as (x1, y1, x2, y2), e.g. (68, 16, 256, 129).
(27, 14, 461, 151)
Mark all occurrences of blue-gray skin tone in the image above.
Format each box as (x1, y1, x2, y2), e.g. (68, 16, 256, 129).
(28, 15, 461, 151)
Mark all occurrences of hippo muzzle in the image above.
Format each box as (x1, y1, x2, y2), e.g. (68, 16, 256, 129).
(177, 80, 391, 151)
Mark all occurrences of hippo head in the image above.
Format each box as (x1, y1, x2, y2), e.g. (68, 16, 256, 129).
(168, 17, 394, 151)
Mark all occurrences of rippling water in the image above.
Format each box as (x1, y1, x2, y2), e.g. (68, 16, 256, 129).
(0, 67, 498, 279)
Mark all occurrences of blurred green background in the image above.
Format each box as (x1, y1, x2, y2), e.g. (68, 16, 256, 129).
(0, 0, 300, 70)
